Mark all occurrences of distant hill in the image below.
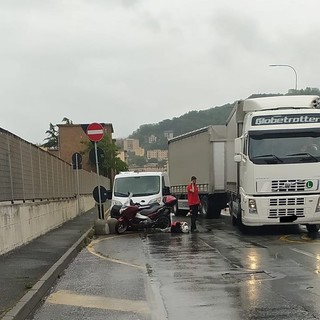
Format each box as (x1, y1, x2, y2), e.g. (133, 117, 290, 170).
(129, 88, 320, 151)
(129, 103, 233, 150)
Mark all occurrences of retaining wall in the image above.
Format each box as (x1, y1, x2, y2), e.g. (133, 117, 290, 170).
(0, 196, 95, 255)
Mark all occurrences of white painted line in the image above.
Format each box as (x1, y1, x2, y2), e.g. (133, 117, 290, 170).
(86, 236, 146, 270)
(47, 290, 150, 314)
(291, 247, 320, 260)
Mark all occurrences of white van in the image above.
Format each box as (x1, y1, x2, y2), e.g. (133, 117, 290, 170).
(110, 171, 171, 216)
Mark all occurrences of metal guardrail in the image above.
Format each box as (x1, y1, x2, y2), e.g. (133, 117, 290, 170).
(0, 128, 109, 203)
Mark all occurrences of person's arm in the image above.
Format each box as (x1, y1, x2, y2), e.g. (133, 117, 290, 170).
(190, 182, 195, 193)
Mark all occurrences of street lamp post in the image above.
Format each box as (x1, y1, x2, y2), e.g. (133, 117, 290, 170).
(269, 64, 298, 91)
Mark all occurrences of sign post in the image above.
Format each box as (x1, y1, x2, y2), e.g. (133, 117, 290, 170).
(72, 152, 82, 214)
(86, 123, 104, 219)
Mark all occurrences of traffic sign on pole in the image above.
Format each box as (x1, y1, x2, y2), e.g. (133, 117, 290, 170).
(72, 152, 82, 169)
(86, 122, 104, 142)
(89, 147, 105, 165)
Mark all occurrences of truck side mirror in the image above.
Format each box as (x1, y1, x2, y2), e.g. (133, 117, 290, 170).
(163, 186, 171, 195)
(235, 138, 241, 154)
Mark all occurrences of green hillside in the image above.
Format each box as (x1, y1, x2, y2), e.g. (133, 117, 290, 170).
(130, 103, 233, 150)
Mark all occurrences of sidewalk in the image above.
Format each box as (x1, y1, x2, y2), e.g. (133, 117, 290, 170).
(0, 207, 99, 320)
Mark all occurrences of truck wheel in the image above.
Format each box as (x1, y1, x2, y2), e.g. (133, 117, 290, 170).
(306, 224, 319, 233)
(238, 211, 249, 234)
(200, 196, 209, 218)
(210, 206, 221, 219)
(231, 213, 237, 226)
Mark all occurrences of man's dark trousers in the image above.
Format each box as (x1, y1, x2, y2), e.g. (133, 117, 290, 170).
(190, 204, 199, 231)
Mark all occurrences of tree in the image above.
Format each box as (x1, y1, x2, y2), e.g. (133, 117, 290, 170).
(148, 157, 158, 163)
(62, 117, 73, 124)
(42, 123, 58, 149)
(81, 136, 128, 177)
(42, 118, 74, 149)
(127, 154, 147, 167)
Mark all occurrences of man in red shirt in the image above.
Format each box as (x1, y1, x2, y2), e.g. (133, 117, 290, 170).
(187, 176, 200, 232)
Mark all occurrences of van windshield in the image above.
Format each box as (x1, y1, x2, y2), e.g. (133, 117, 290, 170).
(114, 176, 160, 197)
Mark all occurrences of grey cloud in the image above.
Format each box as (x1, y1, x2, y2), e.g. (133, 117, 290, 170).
(211, 10, 268, 52)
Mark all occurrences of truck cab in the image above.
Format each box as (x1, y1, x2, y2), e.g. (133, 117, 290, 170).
(227, 95, 320, 232)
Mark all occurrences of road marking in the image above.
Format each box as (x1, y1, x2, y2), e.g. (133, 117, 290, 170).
(280, 234, 320, 243)
(86, 235, 146, 270)
(280, 235, 305, 243)
(291, 247, 320, 260)
(199, 238, 242, 269)
(47, 290, 150, 314)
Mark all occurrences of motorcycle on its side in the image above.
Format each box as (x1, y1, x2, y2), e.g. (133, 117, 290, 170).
(114, 193, 177, 234)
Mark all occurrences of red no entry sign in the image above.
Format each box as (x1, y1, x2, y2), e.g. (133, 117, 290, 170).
(87, 122, 104, 142)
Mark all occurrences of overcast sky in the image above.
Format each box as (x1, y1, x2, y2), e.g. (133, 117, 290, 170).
(1, 0, 319, 144)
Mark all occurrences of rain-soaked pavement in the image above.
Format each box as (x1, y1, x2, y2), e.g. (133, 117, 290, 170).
(29, 213, 320, 320)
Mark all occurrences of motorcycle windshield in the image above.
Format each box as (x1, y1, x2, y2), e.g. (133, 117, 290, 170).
(114, 176, 160, 197)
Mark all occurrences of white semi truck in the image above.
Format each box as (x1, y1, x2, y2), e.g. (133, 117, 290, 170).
(168, 126, 228, 218)
(226, 95, 320, 232)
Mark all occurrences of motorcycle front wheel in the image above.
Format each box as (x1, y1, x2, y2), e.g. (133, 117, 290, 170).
(115, 220, 128, 234)
(156, 215, 171, 229)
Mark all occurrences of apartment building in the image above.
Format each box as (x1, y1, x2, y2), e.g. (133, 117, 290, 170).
(122, 138, 145, 156)
(146, 149, 168, 161)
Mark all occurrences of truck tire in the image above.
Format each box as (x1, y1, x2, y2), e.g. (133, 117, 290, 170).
(199, 196, 209, 218)
(206, 193, 229, 219)
(231, 213, 237, 226)
(228, 200, 237, 225)
(206, 195, 220, 219)
(306, 224, 319, 233)
(237, 211, 249, 234)
(210, 206, 221, 219)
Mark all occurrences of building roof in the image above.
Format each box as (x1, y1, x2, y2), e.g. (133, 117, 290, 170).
(57, 123, 114, 133)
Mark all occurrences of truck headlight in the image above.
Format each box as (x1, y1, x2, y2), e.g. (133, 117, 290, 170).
(249, 199, 257, 214)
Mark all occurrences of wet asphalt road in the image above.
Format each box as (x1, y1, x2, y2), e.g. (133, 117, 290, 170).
(29, 213, 320, 320)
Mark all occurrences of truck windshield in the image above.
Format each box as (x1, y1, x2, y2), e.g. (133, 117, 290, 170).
(114, 176, 160, 197)
(248, 129, 320, 164)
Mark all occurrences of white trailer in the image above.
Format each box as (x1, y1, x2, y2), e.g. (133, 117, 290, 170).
(226, 95, 320, 232)
(168, 126, 228, 218)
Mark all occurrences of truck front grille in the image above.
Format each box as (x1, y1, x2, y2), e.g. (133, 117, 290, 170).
(268, 197, 305, 218)
(270, 198, 305, 206)
(271, 180, 306, 192)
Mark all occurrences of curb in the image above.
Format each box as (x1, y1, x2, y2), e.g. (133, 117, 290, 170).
(1, 228, 94, 320)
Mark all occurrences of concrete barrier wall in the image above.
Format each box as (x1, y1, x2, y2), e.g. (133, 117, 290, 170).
(0, 196, 95, 255)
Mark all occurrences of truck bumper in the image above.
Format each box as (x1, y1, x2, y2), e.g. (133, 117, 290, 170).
(241, 193, 320, 226)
